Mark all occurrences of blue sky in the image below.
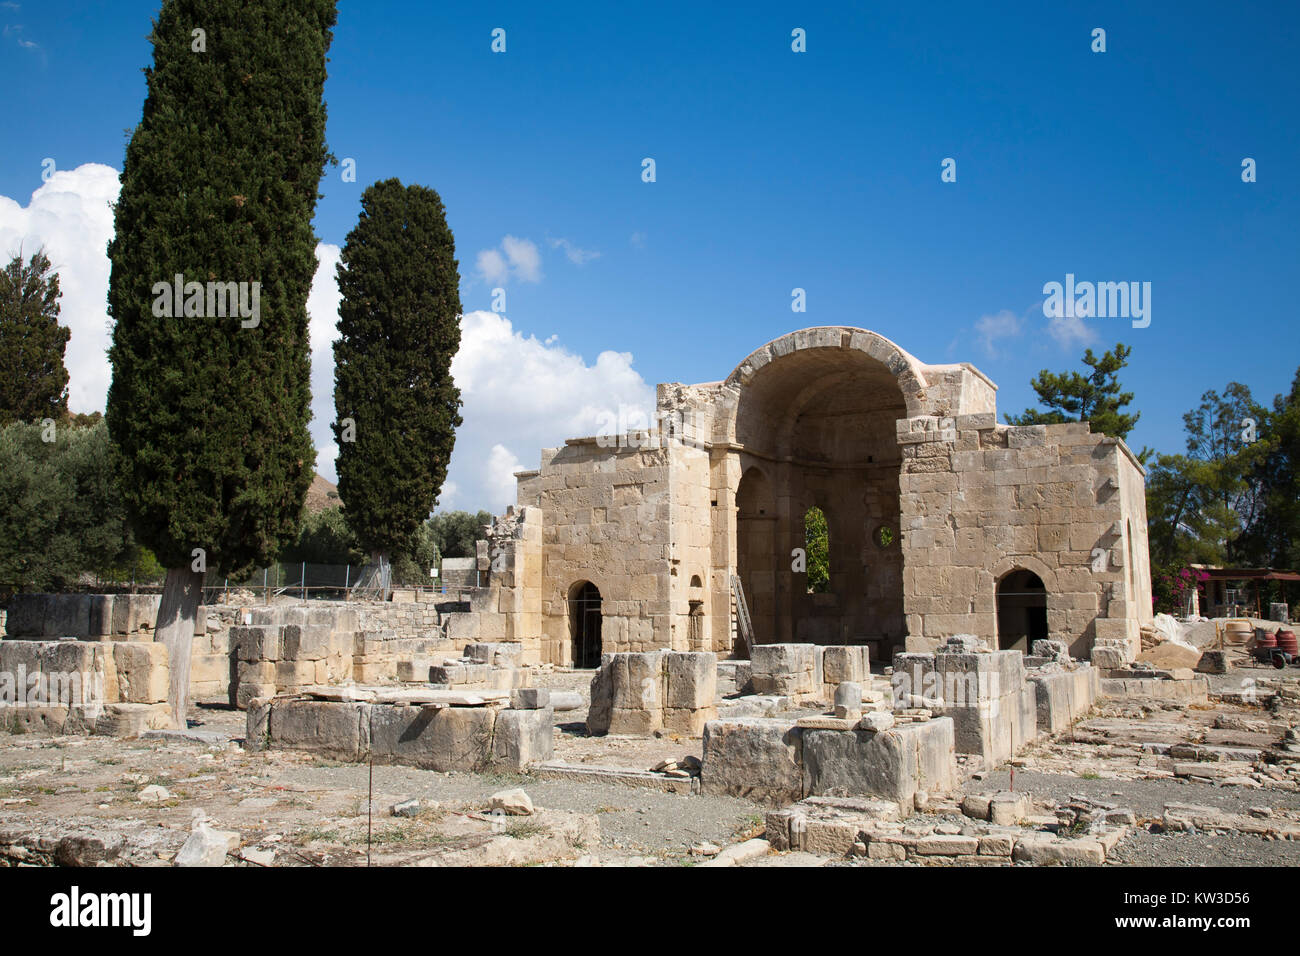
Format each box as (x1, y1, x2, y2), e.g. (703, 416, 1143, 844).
(2, 1, 1298, 510)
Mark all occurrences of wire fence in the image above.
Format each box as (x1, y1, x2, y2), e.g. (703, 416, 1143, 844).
(18, 562, 481, 603)
(198, 563, 478, 603)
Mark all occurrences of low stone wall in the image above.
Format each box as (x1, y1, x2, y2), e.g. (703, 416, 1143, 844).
(1027, 665, 1101, 734)
(1101, 677, 1210, 704)
(892, 636, 1098, 766)
(0, 638, 171, 735)
(893, 640, 1034, 766)
(700, 715, 956, 810)
(405, 642, 532, 691)
(749, 643, 869, 702)
(227, 606, 359, 708)
(247, 693, 553, 771)
(4, 593, 171, 640)
(587, 650, 718, 736)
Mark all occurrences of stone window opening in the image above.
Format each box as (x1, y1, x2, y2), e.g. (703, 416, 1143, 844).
(688, 574, 706, 651)
(805, 505, 830, 595)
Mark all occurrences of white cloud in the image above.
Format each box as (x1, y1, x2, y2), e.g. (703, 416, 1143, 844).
(1046, 312, 1098, 350)
(548, 236, 600, 265)
(443, 310, 655, 512)
(476, 235, 542, 284)
(0, 163, 120, 413)
(306, 242, 343, 482)
(974, 308, 1022, 357)
(475, 248, 508, 285)
(306, 302, 656, 515)
(0, 168, 655, 517)
(501, 235, 541, 282)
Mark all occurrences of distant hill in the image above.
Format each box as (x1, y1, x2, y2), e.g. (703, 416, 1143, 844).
(304, 473, 341, 514)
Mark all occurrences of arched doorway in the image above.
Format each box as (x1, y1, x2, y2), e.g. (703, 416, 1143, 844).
(996, 569, 1048, 652)
(568, 581, 602, 668)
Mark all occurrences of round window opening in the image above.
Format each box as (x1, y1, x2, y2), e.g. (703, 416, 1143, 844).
(873, 524, 897, 549)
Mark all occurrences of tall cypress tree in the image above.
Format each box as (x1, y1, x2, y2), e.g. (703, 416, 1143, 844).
(332, 179, 463, 586)
(0, 250, 70, 426)
(106, 0, 336, 726)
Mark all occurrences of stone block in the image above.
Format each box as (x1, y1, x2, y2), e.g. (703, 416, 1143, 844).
(587, 659, 614, 735)
(1012, 834, 1105, 865)
(232, 626, 281, 662)
(112, 642, 169, 704)
(395, 659, 431, 683)
(88, 595, 114, 637)
(236, 681, 277, 711)
(281, 624, 339, 661)
(510, 687, 550, 710)
(270, 699, 367, 760)
(110, 594, 160, 636)
(367, 703, 496, 770)
(0, 640, 41, 689)
(820, 645, 868, 685)
(493, 707, 554, 767)
(915, 834, 979, 856)
(664, 651, 716, 709)
(274, 660, 317, 687)
(43, 594, 91, 638)
(977, 833, 1015, 856)
(989, 791, 1028, 826)
(93, 702, 172, 736)
(750, 643, 816, 695)
(607, 707, 662, 735)
(662, 705, 717, 737)
(700, 718, 804, 805)
(1196, 650, 1230, 674)
(244, 697, 273, 751)
(6, 593, 47, 636)
(612, 651, 665, 710)
(236, 660, 276, 686)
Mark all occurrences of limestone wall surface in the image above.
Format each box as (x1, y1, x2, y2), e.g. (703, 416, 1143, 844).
(0, 638, 171, 735)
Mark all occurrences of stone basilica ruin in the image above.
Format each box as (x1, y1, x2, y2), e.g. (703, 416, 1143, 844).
(503, 326, 1154, 667)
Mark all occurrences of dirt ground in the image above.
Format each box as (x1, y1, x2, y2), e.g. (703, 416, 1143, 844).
(3, 648, 1300, 867)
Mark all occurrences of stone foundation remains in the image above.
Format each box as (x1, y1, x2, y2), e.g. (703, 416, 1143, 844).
(0, 638, 171, 736)
(587, 650, 718, 737)
(247, 686, 553, 772)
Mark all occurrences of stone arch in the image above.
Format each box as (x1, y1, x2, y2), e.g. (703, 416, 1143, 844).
(725, 330, 914, 649)
(995, 568, 1048, 653)
(989, 556, 1061, 653)
(724, 327, 930, 418)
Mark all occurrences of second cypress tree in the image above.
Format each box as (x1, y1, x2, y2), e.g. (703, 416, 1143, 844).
(333, 179, 463, 589)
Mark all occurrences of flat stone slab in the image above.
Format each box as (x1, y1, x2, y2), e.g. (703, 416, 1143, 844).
(795, 716, 859, 731)
(298, 686, 375, 702)
(370, 688, 508, 706)
(299, 686, 511, 706)
(531, 761, 696, 794)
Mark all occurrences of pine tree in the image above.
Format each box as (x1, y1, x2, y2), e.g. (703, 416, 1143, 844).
(0, 250, 70, 426)
(1006, 343, 1141, 442)
(105, 0, 336, 726)
(332, 179, 463, 591)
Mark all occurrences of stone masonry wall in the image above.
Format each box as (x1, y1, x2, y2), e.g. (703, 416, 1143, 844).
(899, 414, 1150, 659)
